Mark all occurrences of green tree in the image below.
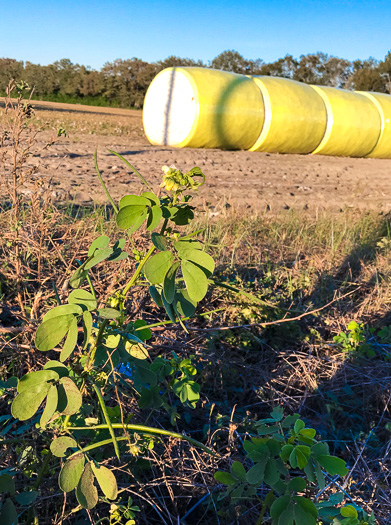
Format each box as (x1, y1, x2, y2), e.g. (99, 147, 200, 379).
(210, 50, 263, 74)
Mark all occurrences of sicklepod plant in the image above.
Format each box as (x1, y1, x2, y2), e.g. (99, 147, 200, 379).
(8, 153, 216, 517)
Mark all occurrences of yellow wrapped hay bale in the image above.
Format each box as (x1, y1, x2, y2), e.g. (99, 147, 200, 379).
(311, 86, 381, 157)
(249, 76, 327, 154)
(143, 67, 264, 150)
(358, 91, 391, 159)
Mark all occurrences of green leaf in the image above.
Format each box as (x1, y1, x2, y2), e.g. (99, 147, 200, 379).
(178, 248, 215, 276)
(231, 461, 246, 482)
(293, 502, 317, 524)
(90, 463, 118, 500)
(340, 506, 358, 518)
(270, 406, 284, 421)
(144, 251, 174, 285)
(282, 414, 300, 428)
(59, 454, 85, 492)
(134, 319, 152, 341)
(163, 262, 180, 304)
(57, 377, 82, 416)
(40, 384, 58, 427)
(317, 455, 348, 477)
(294, 419, 305, 434)
(11, 384, 50, 421)
(214, 471, 236, 486)
(127, 208, 148, 234)
(294, 496, 318, 519)
(149, 285, 163, 307)
(174, 239, 202, 251)
(68, 289, 97, 311)
(264, 458, 280, 485)
(60, 317, 78, 362)
(69, 266, 89, 289)
(76, 463, 98, 509)
(288, 477, 306, 492)
(270, 495, 291, 520)
(280, 444, 294, 462)
(43, 360, 69, 378)
(18, 370, 58, 393)
(141, 191, 160, 205)
(88, 235, 110, 256)
(299, 428, 316, 440)
(116, 205, 148, 230)
(119, 195, 150, 209)
(162, 295, 177, 323)
(35, 315, 76, 352)
(82, 310, 93, 350)
(97, 308, 120, 319)
(181, 260, 208, 302)
(0, 498, 18, 525)
(42, 304, 83, 322)
(15, 491, 38, 506)
(85, 247, 113, 270)
(246, 459, 267, 485)
(294, 445, 311, 468)
(151, 232, 168, 251)
(0, 475, 15, 495)
(174, 290, 197, 317)
(147, 205, 162, 231)
(50, 436, 77, 458)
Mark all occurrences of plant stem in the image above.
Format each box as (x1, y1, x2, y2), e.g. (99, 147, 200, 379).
(86, 318, 109, 369)
(122, 245, 155, 297)
(33, 450, 53, 490)
(93, 383, 120, 461)
(67, 424, 216, 456)
(106, 149, 153, 190)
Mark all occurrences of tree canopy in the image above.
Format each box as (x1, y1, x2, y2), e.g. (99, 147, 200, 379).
(1, 50, 390, 109)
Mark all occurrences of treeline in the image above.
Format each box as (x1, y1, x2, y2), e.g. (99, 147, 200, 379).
(1, 50, 391, 109)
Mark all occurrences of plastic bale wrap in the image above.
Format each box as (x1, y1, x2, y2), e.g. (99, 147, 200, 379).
(249, 76, 327, 154)
(143, 67, 264, 150)
(358, 91, 391, 159)
(311, 86, 381, 157)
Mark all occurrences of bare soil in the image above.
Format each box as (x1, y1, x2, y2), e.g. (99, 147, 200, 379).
(19, 101, 391, 214)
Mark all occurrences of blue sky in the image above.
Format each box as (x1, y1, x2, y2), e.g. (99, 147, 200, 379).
(1, 0, 390, 68)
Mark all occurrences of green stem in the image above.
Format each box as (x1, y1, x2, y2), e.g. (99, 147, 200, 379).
(106, 149, 153, 190)
(67, 424, 216, 456)
(93, 383, 120, 461)
(94, 149, 119, 214)
(86, 273, 97, 300)
(86, 319, 109, 369)
(33, 450, 53, 490)
(122, 245, 155, 297)
(255, 490, 275, 525)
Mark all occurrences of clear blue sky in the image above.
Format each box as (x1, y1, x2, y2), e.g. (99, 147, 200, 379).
(1, 0, 390, 68)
